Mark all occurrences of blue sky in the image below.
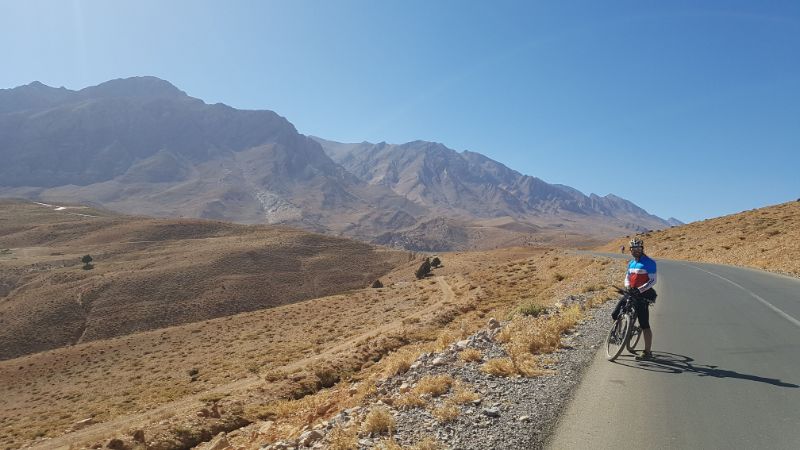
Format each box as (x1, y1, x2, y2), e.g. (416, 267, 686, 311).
(1, 0, 798, 223)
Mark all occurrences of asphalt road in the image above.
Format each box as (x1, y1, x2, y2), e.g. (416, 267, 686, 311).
(547, 255, 800, 450)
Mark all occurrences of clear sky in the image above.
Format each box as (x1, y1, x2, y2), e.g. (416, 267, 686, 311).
(2, 1, 798, 223)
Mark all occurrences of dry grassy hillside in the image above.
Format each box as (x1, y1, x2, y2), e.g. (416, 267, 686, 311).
(598, 200, 800, 277)
(1, 245, 624, 449)
(0, 200, 410, 360)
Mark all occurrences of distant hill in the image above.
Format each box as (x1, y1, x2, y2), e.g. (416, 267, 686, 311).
(0, 199, 409, 360)
(599, 200, 800, 277)
(1, 77, 673, 250)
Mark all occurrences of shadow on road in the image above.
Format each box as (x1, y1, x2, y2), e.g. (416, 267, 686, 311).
(612, 351, 799, 388)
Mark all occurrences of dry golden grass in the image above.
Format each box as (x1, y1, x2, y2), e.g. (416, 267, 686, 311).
(0, 200, 411, 361)
(431, 402, 460, 423)
(328, 423, 358, 450)
(409, 437, 445, 450)
(450, 382, 481, 405)
(1, 234, 620, 449)
(458, 348, 482, 363)
(481, 358, 517, 377)
(382, 349, 416, 378)
(393, 392, 428, 411)
(433, 330, 459, 352)
(0, 271, 441, 448)
(412, 374, 454, 397)
(598, 200, 800, 277)
(376, 437, 404, 450)
(231, 250, 618, 448)
(362, 406, 395, 435)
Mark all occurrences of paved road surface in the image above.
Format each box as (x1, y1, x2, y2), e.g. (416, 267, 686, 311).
(547, 256, 800, 450)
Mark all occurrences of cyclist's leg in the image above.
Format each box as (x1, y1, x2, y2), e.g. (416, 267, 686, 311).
(633, 298, 652, 353)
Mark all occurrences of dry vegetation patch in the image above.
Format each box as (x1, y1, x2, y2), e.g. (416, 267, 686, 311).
(599, 200, 800, 277)
(362, 406, 396, 435)
(1, 229, 621, 449)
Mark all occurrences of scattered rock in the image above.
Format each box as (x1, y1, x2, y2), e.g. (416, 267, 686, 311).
(259, 420, 274, 434)
(72, 417, 96, 430)
(299, 429, 323, 446)
(206, 432, 229, 450)
(482, 407, 501, 418)
(131, 430, 145, 443)
(106, 438, 128, 450)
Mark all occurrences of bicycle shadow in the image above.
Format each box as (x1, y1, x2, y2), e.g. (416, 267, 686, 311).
(612, 351, 799, 388)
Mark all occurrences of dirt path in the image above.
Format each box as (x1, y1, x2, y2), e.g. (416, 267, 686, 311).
(30, 276, 456, 449)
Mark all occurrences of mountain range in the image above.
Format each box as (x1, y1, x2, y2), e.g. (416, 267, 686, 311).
(0, 77, 680, 250)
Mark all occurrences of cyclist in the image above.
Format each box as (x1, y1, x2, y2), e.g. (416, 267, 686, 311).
(611, 238, 657, 360)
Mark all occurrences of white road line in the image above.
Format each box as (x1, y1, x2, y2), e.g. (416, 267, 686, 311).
(686, 263, 800, 329)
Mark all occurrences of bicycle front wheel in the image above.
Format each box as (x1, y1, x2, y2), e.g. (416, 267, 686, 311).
(606, 314, 630, 361)
(626, 319, 641, 353)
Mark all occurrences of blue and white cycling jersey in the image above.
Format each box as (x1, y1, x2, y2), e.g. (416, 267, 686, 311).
(625, 254, 657, 293)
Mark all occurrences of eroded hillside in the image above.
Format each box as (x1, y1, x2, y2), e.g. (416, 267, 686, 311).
(599, 200, 800, 278)
(0, 200, 410, 360)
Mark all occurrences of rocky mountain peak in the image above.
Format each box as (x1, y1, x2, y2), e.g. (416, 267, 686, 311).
(78, 76, 188, 100)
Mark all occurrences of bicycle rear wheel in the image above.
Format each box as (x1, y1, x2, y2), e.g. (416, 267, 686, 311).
(606, 314, 630, 361)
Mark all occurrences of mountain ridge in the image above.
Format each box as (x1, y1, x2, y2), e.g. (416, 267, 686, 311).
(1, 76, 677, 249)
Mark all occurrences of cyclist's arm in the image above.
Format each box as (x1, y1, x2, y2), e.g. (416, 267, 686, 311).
(637, 273, 656, 293)
(636, 259, 657, 293)
(624, 262, 632, 288)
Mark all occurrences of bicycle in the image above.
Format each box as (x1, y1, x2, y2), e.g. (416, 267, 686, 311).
(605, 287, 648, 361)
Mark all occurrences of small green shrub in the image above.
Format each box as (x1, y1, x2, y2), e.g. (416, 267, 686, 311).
(519, 303, 547, 317)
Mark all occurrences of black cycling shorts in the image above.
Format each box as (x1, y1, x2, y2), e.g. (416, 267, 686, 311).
(635, 289, 657, 329)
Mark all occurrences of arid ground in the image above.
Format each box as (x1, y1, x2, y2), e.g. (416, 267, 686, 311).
(599, 200, 800, 278)
(3, 199, 796, 449)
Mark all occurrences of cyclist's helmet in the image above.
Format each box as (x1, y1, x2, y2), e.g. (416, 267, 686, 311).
(630, 238, 644, 248)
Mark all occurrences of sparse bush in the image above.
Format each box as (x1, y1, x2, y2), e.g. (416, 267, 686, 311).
(553, 273, 565, 282)
(450, 382, 481, 404)
(263, 368, 287, 382)
(410, 438, 445, 450)
(415, 259, 432, 279)
(431, 257, 441, 268)
(412, 374, 453, 397)
(362, 406, 395, 435)
(458, 348, 482, 363)
(313, 364, 339, 388)
(329, 424, 358, 450)
(434, 330, 457, 351)
(371, 279, 384, 288)
(376, 437, 404, 450)
(383, 349, 416, 378)
(431, 402, 459, 423)
(394, 392, 427, 410)
(519, 303, 547, 317)
(481, 358, 516, 377)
